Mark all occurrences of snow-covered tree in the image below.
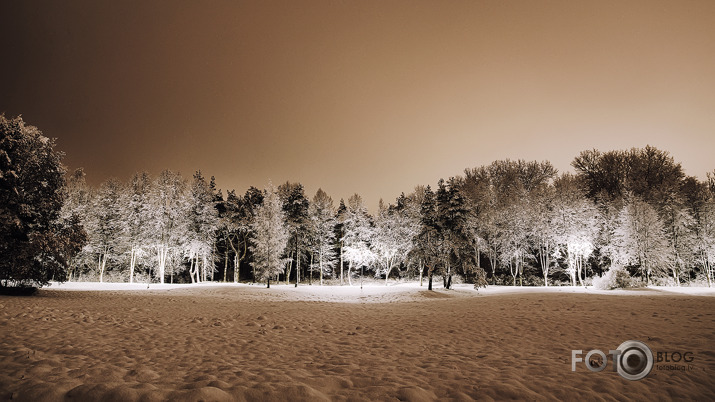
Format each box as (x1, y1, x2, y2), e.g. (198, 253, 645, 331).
(308, 188, 336, 285)
(608, 196, 670, 284)
(661, 197, 696, 285)
(528, 185, 558, 286)
(494, 202, 529, 286)
(278, 182, 310, 285)
(334, 199, 348, 285)
(573, 146, 684, 204)
(462, 168, 492, 284)
(217, 189, 248, 282)
(694, 197, 715, 287)
(397, 190, 426, 282)
(435, 177, 472, 289)
(416, 185, 441, 290)
(552, 174, 600, 286)
(122, 171, 152, 283)
(234, 187, 263, 282)
(0, 115, 85, 288)
(483, 159, 557, 286)
(59, 168, 92, 281)
(185, 171, 219, 283)
(488, 162, 529, 286)
(372, 198, 419, 285)
(86, 178, 124, 282)
(342, 194, 374, 286)
(149, 170, 189, 284)
(250, 183, 289, 288)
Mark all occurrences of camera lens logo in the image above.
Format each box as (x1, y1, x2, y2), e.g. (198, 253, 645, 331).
(616, 340, 653, 381)
(572, 340, 654, 381)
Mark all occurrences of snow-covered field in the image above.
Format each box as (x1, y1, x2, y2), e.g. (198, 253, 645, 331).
(1, 283, 713, 400)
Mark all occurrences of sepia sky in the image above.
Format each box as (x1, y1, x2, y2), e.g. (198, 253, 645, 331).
(1, 0, 714, 209)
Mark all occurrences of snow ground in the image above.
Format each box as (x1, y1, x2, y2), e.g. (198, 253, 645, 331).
(47, 280, 715, 300)
(1, 280, 712, 400)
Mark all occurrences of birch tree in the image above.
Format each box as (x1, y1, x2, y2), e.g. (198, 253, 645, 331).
(218, 189, 252, 282)
(149, 170, 189, 284)
(372, 199, 418, 285)
(552, 173, 600, 286)
(661, 196, 696, 285)
(122, 172, 152, 283)
(342, 194, 374, 286)
(185, 172, 219, 283)
(693, 185, 715, 286)
(609, 196, 670, 284)
(529, 185, 557, 286)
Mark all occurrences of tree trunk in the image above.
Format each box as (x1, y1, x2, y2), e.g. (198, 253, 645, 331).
(267, 277, 270, 288)
(319, 248, 324, 286)
(230, 236, 247, 284)
(98, 253, 105, 283)
(129, 248, 136, 284)
(509, 260, 516, 286)
(223, 248, 228, 282)
(296, 237, 300, 287)
(360, 265, 363, 289)
(210, 241, 216, 281)
(309, 252, 314, 285)
(540, 243, 549, 287)
(234, 255, 239, 283)
(201, 255, 207, 283)
(157, 246, 168, 284)
(189, 257, 196, 284)
(285, 250, 293, 285)
(347, 261, 352, 286)
(674, 267, 680, 286)
(202, 254, 207, 282)
(476, 243, 480, 269)
(340, 244, 344, 285)
(419, 260, 423, 287)
(489, 248, 497, 285)
(446, 261, 452, 290)
(443, 260, 448, 288)
(385, 261, 391, 286)
(428, 272, 433, 291)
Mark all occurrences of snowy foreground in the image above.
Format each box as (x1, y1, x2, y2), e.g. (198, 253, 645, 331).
(1, 283, 713, 401)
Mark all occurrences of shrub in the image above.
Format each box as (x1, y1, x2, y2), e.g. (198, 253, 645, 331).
(592, 266, 634, 290)
(473, 268, 488, 289)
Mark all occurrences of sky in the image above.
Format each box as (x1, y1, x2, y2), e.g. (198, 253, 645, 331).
(1, 0, 714, 209)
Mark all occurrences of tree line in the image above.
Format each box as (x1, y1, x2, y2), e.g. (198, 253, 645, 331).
(62, 148, 715, 289)
(2, 115, 715, 289)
